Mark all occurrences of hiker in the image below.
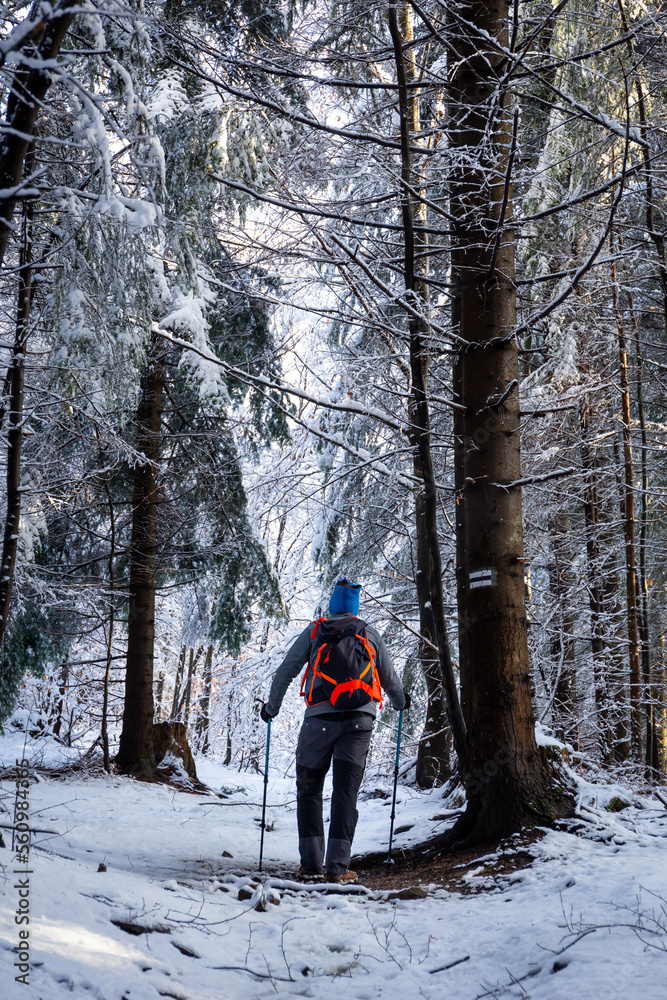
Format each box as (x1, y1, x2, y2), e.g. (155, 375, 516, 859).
(261, 577, 409, 884)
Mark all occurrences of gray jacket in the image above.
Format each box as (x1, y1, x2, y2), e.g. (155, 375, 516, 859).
(266, 613, 406, 719)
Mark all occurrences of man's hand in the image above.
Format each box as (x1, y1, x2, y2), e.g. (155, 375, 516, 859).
(260, 703, 274, 723)
(402, 689, 411, 711)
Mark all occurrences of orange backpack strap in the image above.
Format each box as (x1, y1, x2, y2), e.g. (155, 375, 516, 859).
(302, 632, 330, 704)
(329, 678, 372, 706)
(302, 620, 325, 704)
(304, 642, 339, 703)
(310, 617, 325, 639)
(357, 633, 383, 707)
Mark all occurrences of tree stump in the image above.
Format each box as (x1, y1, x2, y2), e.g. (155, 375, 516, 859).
(153, 721, 198, 783)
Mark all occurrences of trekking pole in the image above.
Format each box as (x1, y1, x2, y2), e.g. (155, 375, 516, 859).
(386, 710, 403, 864)
(258, 717, 271, 873)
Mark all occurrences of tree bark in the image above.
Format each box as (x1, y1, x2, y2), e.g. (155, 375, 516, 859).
(52, 656, 69, 740)
(601, 466, 630, 765)
(101, 477, 117, 773)
(388, 6, 467, 774)
(196, 645, 214, 753)
(0, 7, 75, 271)
(626, 294, 657, 769)
(447, 0, 568, 840)
(548, 512, 577, 744)
(617, 0, 667, 342)
(618, 0, 663, 769)
(579, 401, 627, 761)
(396, 5, 451, 786)
(657, 630, 667, 772)
(610, 248, 643, 764)
(415, 642, 452, 787)
(182, 646, 202, 726)
(171, 645, 187, 721)
(0, 166, 34, 649)
(116, 336, 165, 777)
(155, 671, 165, 721)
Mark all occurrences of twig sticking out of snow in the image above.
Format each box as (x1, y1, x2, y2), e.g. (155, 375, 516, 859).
(654, 790, 667, 810)
(429, 955, 471, 974)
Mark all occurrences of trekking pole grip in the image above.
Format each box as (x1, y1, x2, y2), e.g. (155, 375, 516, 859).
(395, 709, 403, 772)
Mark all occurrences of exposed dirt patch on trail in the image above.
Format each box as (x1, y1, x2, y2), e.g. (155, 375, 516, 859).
(351, 829, 546, 893)
(258, 830, 546, 895)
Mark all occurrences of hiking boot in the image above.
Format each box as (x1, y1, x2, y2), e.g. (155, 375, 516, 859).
(297, 867, 324, 882)
(326, 870, 358, 884)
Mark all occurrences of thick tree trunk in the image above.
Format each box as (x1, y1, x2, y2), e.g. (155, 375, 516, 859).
(0, 176, 34, 648)
(448, 0, 568, 840)
(116, 338, 164, 777)
(388, 7, 467, 772)
(0, 7, 75, 270)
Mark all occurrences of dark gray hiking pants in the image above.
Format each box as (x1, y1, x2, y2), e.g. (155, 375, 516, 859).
(296, 713, 374, 875)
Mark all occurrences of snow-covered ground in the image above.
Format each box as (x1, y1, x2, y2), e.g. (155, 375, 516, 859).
(2, 728, 667, 1000)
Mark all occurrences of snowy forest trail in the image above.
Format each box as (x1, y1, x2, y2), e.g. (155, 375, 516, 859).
(5, 0, 667, 994)
(2, 734, 667, 1000)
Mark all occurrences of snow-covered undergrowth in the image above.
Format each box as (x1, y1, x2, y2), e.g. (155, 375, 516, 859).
(2, 729, 667, 1000)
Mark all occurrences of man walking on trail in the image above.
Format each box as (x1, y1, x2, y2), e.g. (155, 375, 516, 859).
(261, 577, 408, 884)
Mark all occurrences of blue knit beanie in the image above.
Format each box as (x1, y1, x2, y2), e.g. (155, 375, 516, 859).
(328, 577, 361, 616)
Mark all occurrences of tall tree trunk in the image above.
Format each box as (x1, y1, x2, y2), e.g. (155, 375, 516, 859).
(196, 645, 214, 753)
(627, 293, 657, 770)
(657, 630, 667, 773)
(548, 512, 577, 744)
(602, 456, 631, 766)
(619, 0, 663, 769)
(388, 6, 467, 775)
(415, 643, 452, 786)
(617, 0, 667, 342)
(0, 167, 34, 648)
(0, 7, 75, 270)
(399, 4, 451, 787)
(116, 337, 164, 777)
(171, 645, 187, 721)
(223, 662, 236, 766)
(447, 0, 567, 840)
(611, 251, 643, 761)
(52, 656, 69, 740)
(101, 477, 117, 773)
(182, 646, 202, 727)
(579, 402, 627, 760)
(155, 671, 165, 722)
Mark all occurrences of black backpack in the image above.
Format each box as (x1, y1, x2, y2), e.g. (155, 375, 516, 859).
(301, 616, 382, 710)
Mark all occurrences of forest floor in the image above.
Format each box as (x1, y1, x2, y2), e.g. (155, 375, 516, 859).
(1, 726, 667, 1000)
